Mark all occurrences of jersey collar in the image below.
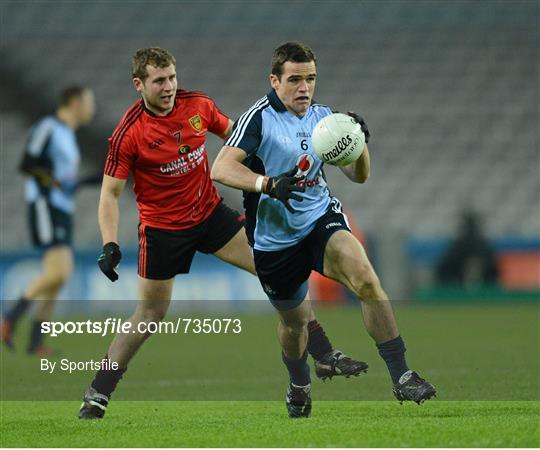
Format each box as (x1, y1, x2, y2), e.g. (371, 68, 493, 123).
(141, 98, 177, 118)
(267, 89, 287, 112)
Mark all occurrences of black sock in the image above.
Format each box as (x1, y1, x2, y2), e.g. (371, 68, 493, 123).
(307, 320, 333, 360)
(91, 356, 127, 398)
(5, 297, 31, 327)
(282, 351, 310, 386)
(28, 320, 44, 351)
(377, 335, 409, 384)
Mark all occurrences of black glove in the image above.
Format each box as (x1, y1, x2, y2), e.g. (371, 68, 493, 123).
(264, 167, 305, 214)
(98, 242, 122, 282)
(347, 111, 370, 143)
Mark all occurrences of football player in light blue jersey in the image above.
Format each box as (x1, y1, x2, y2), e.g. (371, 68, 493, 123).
(1, 86, 96, 356)
(212, 42, 436, 417)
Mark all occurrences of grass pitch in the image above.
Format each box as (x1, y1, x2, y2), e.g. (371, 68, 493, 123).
(1, 400, 538, 447)
(1, 302, 539, 447)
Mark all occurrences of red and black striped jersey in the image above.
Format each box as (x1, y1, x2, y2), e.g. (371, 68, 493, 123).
(104, 89, 229, 229)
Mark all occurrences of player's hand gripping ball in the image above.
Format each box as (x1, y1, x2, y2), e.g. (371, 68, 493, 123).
(311, 112, 368, 166)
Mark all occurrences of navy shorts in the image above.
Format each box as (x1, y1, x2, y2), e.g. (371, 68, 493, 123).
(138, 200, 245, 280)
(28, 198, 73, 249)
(253, 200, 351, 310)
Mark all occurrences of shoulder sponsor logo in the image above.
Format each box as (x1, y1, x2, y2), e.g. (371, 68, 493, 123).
(188, 114, 203, 132)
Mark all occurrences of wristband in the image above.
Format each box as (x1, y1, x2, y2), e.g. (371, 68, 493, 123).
(255, 175, 265, 193)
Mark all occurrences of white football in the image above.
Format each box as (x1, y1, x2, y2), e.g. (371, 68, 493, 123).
(311, 113, 366, 166)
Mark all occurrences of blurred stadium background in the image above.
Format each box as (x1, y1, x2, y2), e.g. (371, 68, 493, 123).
(0, 0, 538, 302)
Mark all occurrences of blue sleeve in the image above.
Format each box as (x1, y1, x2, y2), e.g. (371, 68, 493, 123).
(225, 109, 263, 156)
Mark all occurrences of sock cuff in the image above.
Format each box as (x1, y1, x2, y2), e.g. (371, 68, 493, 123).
(282, 350, 308, 365)
(307, 320, 321, 332)
(377, 335, 406, 352)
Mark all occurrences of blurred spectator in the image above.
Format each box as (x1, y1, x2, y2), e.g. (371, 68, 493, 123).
(436, 211, 499, 288)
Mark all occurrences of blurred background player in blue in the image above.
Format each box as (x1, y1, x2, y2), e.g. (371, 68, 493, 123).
(1, 86, 97, 356)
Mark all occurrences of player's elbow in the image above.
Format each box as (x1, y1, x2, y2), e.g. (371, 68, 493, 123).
(210, 162, 225, 184)
(348, 168, 369, 184)
(356, 171, 370, 184)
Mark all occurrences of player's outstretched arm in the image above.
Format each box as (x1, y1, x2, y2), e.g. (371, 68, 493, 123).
(212, 145, 305, 213)
(211, 145, 260, 191)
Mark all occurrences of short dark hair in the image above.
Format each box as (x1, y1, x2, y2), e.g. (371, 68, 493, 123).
(132, 47, 176, 81)
(60, 85, 87, 106)
(271, 42, 316, 79)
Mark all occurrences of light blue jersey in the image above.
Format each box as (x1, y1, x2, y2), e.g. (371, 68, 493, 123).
(24, 116, 80, 213)
(226, 90, 335, 251)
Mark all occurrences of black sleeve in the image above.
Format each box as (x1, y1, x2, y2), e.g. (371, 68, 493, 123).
(19, 149, 53, 176)
(19, 122, 56, 189)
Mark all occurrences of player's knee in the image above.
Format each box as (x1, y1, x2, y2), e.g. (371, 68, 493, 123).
(281, 316, 309, 338)
(284, 324, 306, 340)
(351, 269, 383, 301)
(43, 269, 70, 290)
(139, 308, 166, 324)
(58, 266, 73, 284)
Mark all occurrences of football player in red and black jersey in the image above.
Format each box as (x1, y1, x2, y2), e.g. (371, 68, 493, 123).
(79, 47, 367, 419)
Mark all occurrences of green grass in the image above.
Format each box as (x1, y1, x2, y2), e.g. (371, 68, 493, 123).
(1, 302, 539, 446)
(1, 401, 538, 447)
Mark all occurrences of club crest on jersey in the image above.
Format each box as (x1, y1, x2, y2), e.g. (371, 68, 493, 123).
(188, 114, 203, 132)
(296, 154, 314, 177)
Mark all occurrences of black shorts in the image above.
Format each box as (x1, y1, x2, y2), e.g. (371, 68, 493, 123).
(28, 198, 73, 249)
(138, 200, 245, 280)
(253, 199, 351, 310)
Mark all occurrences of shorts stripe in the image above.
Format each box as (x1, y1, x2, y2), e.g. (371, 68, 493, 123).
(138, 224, 147, 278)
(330, 197, 350, 229)
(35, 197, 53, 244)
